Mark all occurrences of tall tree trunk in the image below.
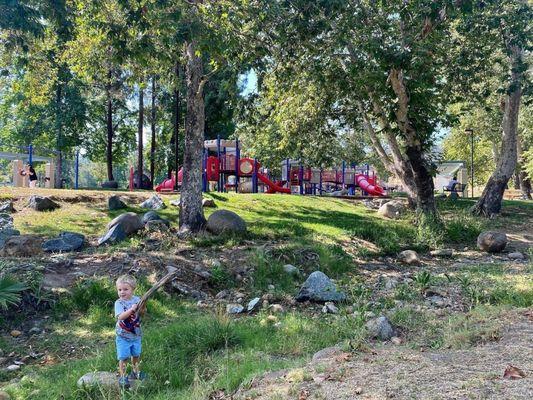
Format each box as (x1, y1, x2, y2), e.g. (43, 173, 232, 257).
(388, 69, 437, 216)
(105, 73, 114, 182)
(150, 76, 157, 186)
(516, 135, 532, 199)
(473, 46, 523, 216)
(55, 84, 63, 188)
(137, 84, 144, 188)
(174, 62, 180, 190)
(179, 41, 206, 233)
(168, 62, 180, 180)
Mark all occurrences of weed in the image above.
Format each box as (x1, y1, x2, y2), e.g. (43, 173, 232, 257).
(413, 271, 433, 294)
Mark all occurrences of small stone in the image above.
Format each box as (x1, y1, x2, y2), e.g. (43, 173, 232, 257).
(384, 278, 398, 290)
(508, 252, 524, 260)
(235, 292, 246, 299)
(430, 249, 453, 257)
(295, 271, 346, 303)
(247, 297, 261, 312)
(398, 250, 419, 265)
(354, 387, 363, 395)
(226, 304, 244, 314)
(364, 311, 375, 318)
(391, 337, 402, 345)
(427, 295, 446, 308)
(322, 302, 339, 314)
(365, 316, 395, 341)
(267, 284, 275, 291)
(6, 365, 20, 371)
(28, 327, 42, 335)
(283, 264, 299, 276)
(270, 304, 284, 313)
(10, 330, 22, 338)
(0, 390, 11, 400)
(202, 198, 216, 208)
(215, 290, 229, 299)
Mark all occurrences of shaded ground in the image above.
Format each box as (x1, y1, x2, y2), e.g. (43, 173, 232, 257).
(234, 312, 532, 400)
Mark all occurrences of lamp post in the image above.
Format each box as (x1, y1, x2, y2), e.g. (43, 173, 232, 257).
(465, 128, 474, 198)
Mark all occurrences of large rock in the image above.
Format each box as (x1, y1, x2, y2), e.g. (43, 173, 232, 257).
(206, 210, 247, 235)
(202, 198, 216, 208)
(140, 195, 166, 210)
(1, 235, 42, 257)
(0, 201, 15, 213)
(477, 231, 507, 253)
(28, 196, 60, 211)
(77, 371, 144, 390)
(295, 271, 346, 303)
(101, 180, 118, 189)
(377, 201, 402, 219)
(0, 213, 14, 229)
(107, 212, 143, 235)
(142, 211, 169, 226)
(398, 250, 420, 265)
(0, 228, 20, 249)
(365, 316, 395, 341)
(98, 224, 127, 246)
(108, 195, 127, 210)
(42, 232, 85, 252)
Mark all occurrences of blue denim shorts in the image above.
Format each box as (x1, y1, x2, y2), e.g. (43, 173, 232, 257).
(116, 336, 142, 360)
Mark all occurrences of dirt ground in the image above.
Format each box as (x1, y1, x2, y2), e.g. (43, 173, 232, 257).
(234, 311, 533, 400)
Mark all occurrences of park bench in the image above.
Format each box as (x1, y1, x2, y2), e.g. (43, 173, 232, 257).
(443, 183, 467, 197)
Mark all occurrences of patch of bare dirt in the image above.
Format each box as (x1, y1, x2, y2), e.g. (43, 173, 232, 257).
(234, 312, 533, 400)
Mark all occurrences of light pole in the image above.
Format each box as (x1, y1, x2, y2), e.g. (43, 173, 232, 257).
(465, 128, 474, 198)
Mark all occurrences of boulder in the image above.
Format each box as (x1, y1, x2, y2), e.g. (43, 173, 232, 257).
(206, 210, 247, 235)
(28, 196, 59, 212)
(202, 198, 216, 208)
(311, 346, 343, 362)
(141, 211, 169, 226)
(101, 180, 118, 189)
(0, 228, 20, 249)
(42, 232, 85, 252)
(1, 235, 42, 257)
(295, 271, 346, 303)
(377, 202, 402, 219)
(140, 195, 166, 210)
(108, 195, 127, 210)
(145, 220, 169, 232)
(365, 316, 394, 340)
(0, 201, 15, 213)
(98, 224, 127, 246)
(398, 250, 420, 265)
(477, 231, 507, 253)
(0, 390, 11, 400)
(77, 371, 144, 390)
(107, 212, 143, 235)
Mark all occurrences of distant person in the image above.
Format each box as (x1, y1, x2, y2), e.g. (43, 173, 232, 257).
(446, 175, 459, 191)
(20, 164, 38, 188)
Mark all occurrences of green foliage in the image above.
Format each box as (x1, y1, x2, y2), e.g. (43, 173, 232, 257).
(0, 275, 26, 310)
(67, 278, 117, 313)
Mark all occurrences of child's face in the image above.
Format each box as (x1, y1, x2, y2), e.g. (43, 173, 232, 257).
(116, 282, 134, 300)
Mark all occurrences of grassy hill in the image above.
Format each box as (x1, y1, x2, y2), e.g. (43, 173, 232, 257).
(0, 189, 531, 399)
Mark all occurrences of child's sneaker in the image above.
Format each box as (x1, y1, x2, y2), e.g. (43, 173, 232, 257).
(128, 371, 147, 381)
(118, 376, 130, 388)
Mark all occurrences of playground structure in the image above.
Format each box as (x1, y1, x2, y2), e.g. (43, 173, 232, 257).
(155, 137, 385, 197)
(1, 144, 56, 188)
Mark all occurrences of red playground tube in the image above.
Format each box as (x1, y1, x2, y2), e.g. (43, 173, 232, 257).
(355, 174, 385, 196)
(155, 169, 183, 192)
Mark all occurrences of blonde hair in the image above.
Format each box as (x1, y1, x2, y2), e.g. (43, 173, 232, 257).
(116, 274, 137, 289)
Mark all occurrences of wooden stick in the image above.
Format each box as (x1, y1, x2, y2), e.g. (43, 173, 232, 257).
(137, 266, 178, 312)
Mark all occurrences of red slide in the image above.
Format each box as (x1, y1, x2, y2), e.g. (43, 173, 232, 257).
(356, 174, 385, 196)
(257, 172, 291, 194)
(155, 168, 183, 192)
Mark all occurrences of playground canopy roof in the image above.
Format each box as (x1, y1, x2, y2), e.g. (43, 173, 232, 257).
(204, 139, 237, 150)
(0, 151, 53, 162)
(437, 161, 466, 176)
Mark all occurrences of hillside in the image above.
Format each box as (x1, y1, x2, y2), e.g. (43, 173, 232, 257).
(0, 188, 531, 399)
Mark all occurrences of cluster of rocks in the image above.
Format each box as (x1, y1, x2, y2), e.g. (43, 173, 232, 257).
(98, 210, 170, 245)
(169, 197, 216, 208)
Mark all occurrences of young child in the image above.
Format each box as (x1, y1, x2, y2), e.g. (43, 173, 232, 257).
(115, 274, 146, 387)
